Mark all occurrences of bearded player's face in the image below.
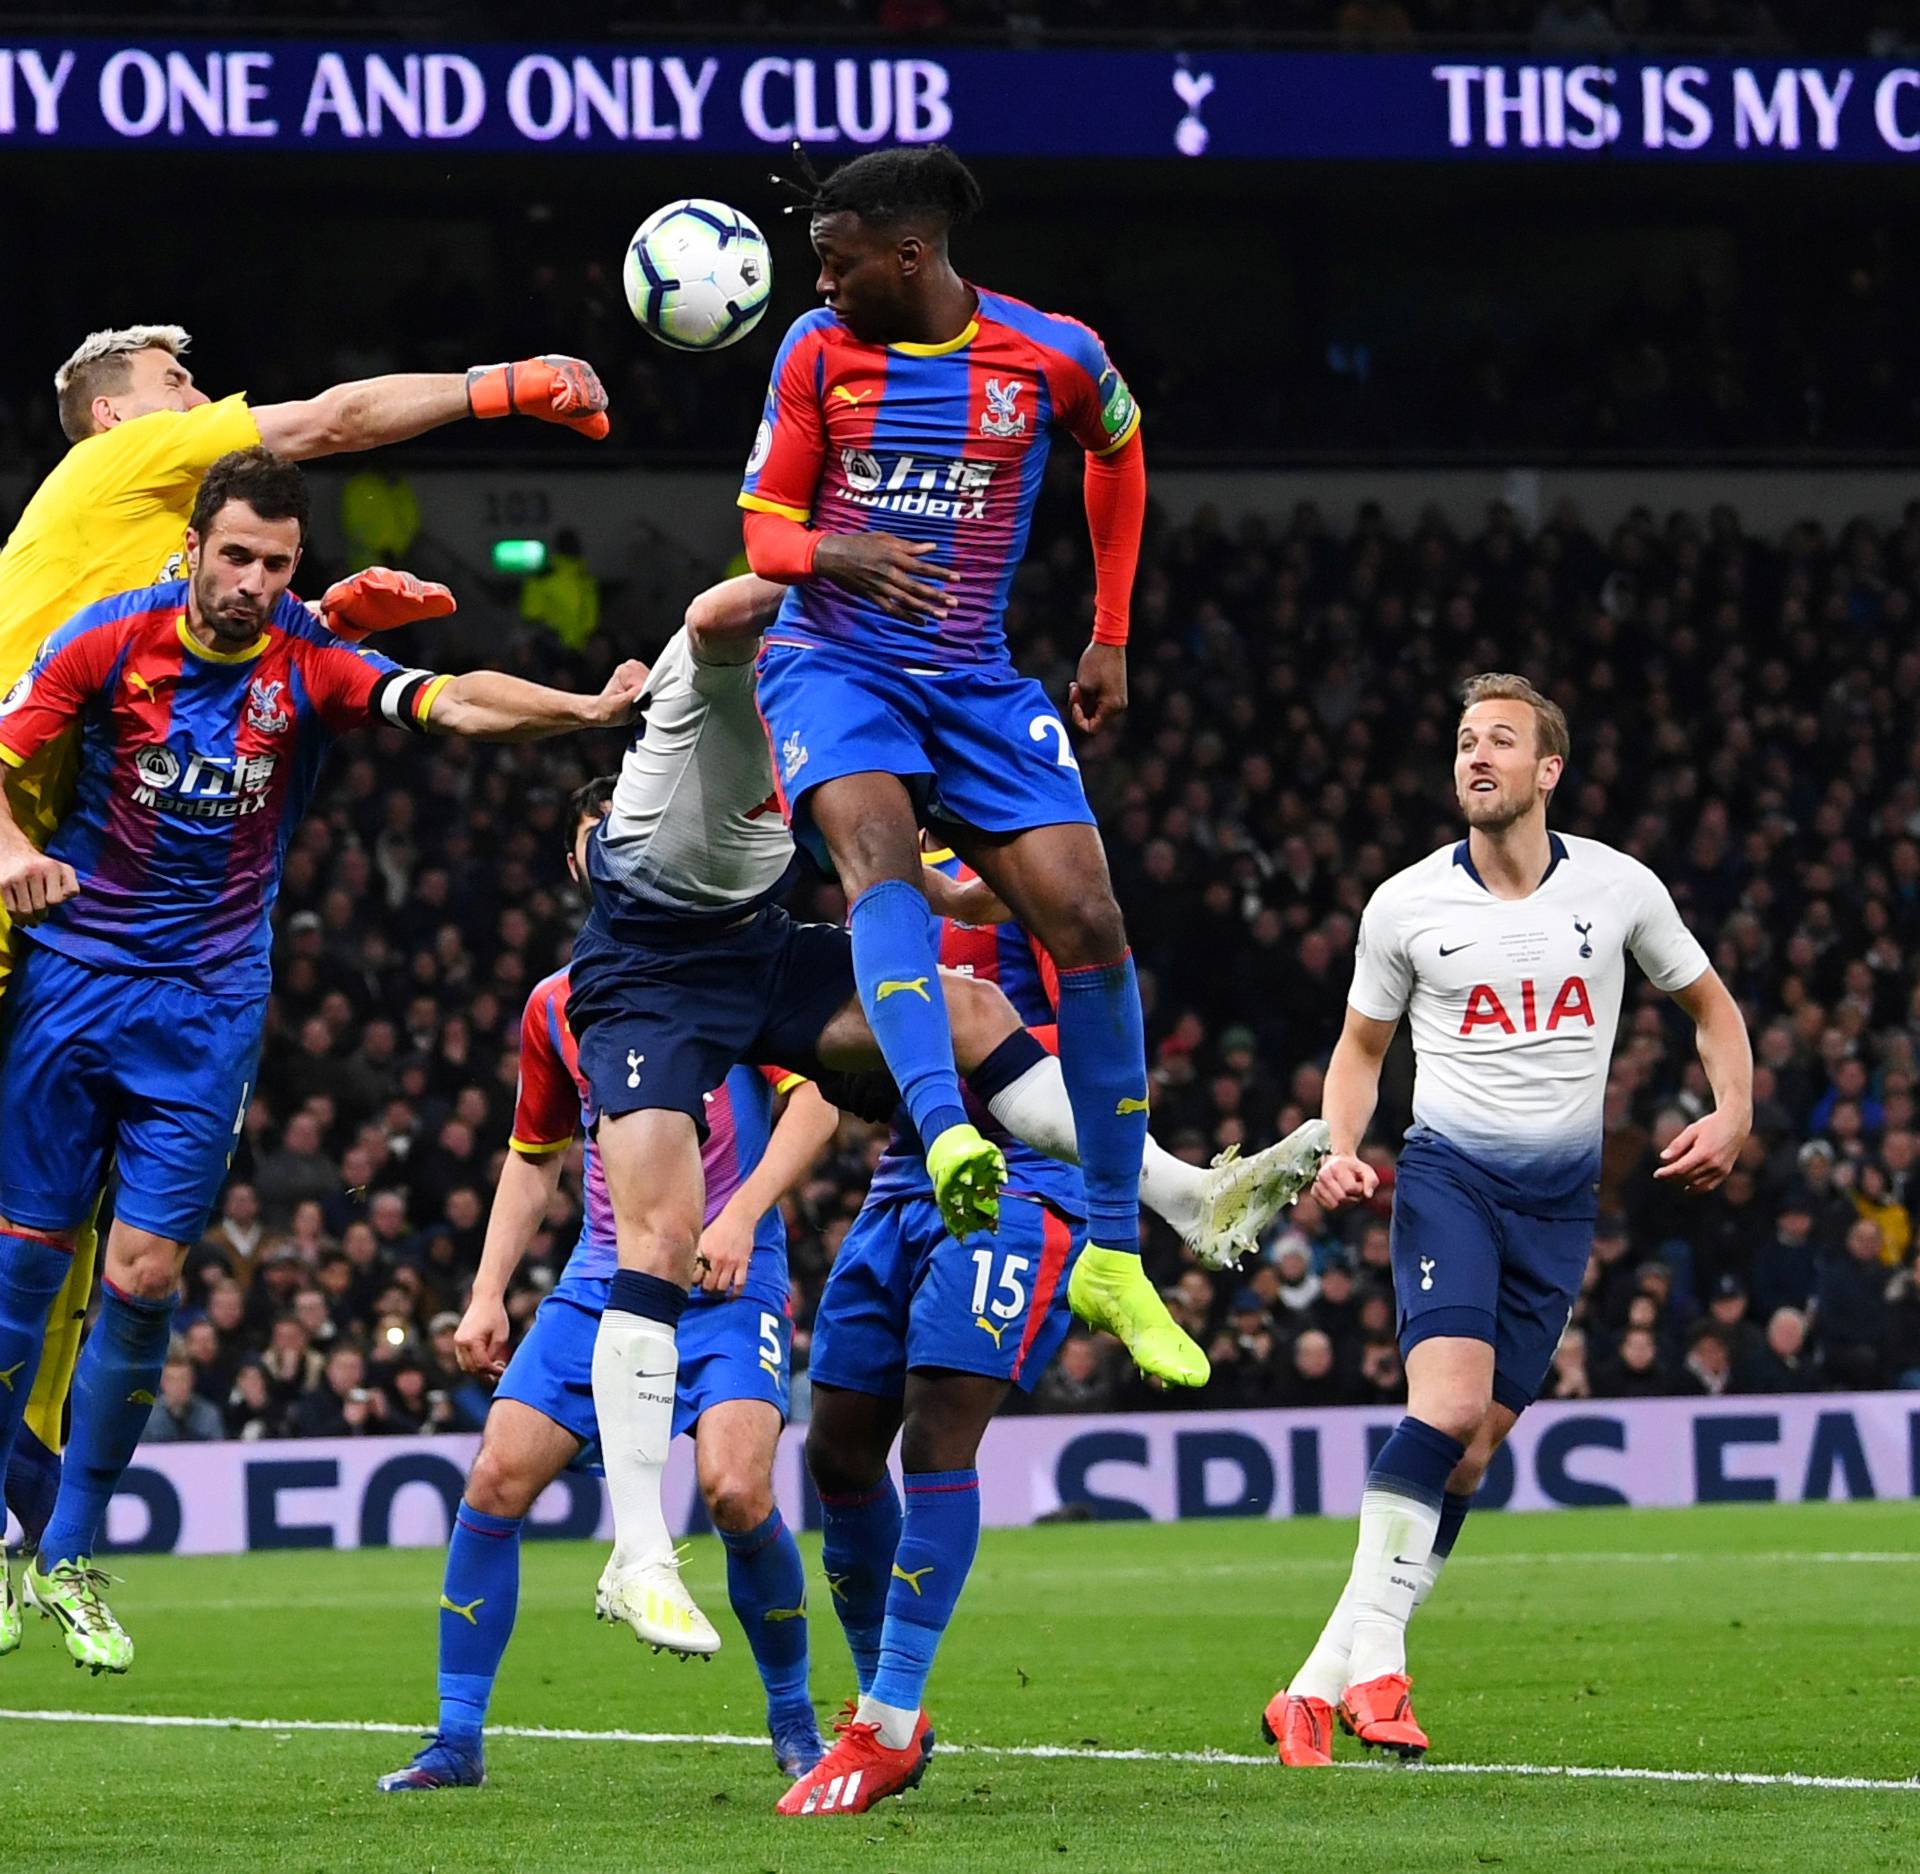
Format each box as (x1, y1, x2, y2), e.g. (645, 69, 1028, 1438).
(810, 212, 917, 343)
(186, 500, 303, 645)
(1454, 700, 1559, 831)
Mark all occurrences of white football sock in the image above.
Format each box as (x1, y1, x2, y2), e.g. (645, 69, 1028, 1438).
(1286, 1578, 1358, 1706)
(985, 1055, 1204, 1230)
(1342, 1485, 1444, 1687)
(854, 1695, 920, 1751)
(1412, 1547, 1451, 1614)
(591, 1308, 678, 1566)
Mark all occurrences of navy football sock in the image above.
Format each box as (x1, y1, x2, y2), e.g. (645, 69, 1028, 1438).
(818, 1476, 902, 1695)
(1054, 949, 1148, 1248)
(720, 1509, 812, 1716)
(850, 880, 967, 1148)
(40, 1283, 175, 1570)
(437, 1503, 523, 1744)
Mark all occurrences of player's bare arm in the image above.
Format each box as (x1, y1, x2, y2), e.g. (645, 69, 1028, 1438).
(686, 574, 788, 666)
(456, 1149, 569, 1380)
(423, 659, 649, 742)
(1311, 1007, 1398, 1209)
(1653, 966, 1753, 1192)
(251, 355, 610, 459)
(696, 1081, 840, 1298)
(920, 865, 1012, 928)
(0, 787, 79, 923)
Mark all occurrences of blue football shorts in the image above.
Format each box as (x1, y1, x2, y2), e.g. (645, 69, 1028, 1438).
(0, 942, 264, 1243)
(809, 1191, 1082, 1397)
(754, 639, 1097, 871)
(495, 1275, 792, 1447)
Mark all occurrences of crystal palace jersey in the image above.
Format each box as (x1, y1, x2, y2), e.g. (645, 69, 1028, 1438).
(0, 580, 442, 993)
(737, 288, 1139, 670)
(866, 851, 1085, 1220)
(508, 966, 800, 1306)
(1348, 833, 1709, 1215)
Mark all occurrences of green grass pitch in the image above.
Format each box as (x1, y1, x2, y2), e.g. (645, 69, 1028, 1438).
(2, 1500, 1915, 1873)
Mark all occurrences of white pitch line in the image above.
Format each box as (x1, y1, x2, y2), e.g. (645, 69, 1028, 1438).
(0, 1707, 1913, 1795)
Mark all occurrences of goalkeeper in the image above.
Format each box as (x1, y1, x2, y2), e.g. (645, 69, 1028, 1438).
(0, 325, 610, 1552)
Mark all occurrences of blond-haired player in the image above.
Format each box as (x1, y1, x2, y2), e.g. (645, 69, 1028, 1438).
(0, 325, 609, 1559)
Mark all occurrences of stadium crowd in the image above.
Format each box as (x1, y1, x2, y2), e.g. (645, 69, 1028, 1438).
(131, 487, 1920, 1444)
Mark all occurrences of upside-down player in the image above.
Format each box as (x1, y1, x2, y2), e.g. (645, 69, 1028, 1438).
(378, 780, 840, 1791)
(0, 449, 644, 1670)
(738, 144, 1204, 1390)
(1262, 674, 1750, 1765)
(567, 574, 1319, 1657)
(0, 322, 609, 1554)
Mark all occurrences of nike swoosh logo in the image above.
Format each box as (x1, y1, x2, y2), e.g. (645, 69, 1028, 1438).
(1437, 943, 1476, 957)
(631, 1369, 676, 1381)
(1392, 1554, 1423, 1567)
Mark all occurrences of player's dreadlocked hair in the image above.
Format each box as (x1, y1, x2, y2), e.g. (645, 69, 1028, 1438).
(772, 142, 983, 234)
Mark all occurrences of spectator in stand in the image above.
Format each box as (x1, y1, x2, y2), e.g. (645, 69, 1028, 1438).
(289, 1344, 381, 1438)
(1597, 1325, 1672, 1398)
(1031, 1334, 1122, 1415)
(226, 1362, 282, 1440)
(1278, 1329, 1348, 1409)
(1678, 1323, 1735, 1397)
(1736, 1308, 1819, 1393)
(1816, 1219, 1894, 1388)
(253, 1112, 342, 1226)
(141, 1357, 225, 1444)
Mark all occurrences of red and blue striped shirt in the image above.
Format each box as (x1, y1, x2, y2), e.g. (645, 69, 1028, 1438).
(739, 287, 1139, 671)
(0, 580, 440, 994)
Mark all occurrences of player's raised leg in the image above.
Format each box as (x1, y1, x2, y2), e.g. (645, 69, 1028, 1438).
(955, 821, 1204, 1386)
(695, 1400, 822, 1775)
(380, 1400, 582, 1792)
(807, 774, 1004, 1241)
(588, 1106, 719, 1655)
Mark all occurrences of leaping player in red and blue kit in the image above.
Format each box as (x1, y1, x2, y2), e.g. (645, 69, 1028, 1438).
(0, 448, 645, 1672)
(379, 779, 842, 1794)
(738, 143, 1205, 1397)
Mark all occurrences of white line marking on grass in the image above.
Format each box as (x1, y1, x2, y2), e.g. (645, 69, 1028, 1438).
(1051, 1550, 1919, 1585)
(1, 1707, 1914, 1795)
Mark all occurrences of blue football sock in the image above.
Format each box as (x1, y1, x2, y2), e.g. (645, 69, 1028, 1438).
(5, 1424, 62, 1554)
(868, 1468, 980, 1718)
(40, 1283, 175, 1570)
(818, 1476, 902, 1695)
(720, 1509, 812, 1715)
(1054, 949, 1149, 1248)
(436, 1503, 523, 1744)
(850, 880, 967, 1148)
(0, 1230, 73, 1488)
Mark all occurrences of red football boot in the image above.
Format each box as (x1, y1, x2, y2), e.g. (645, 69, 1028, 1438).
(775, 1706, 934, 1816)
(1260, 1689, 1335, 1766)
(1338, 1672, 1429, 1758)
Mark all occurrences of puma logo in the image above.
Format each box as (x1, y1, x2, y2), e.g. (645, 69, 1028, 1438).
(891, 1562, 935, 1596)
(975, 1315, 1009, 1347)
(875, 977, 930, 1004)
(440, 1594, 485, 1625)
(127, 671, 155, 697)
(1115, 1095, 1150, 1116)
(763, 1598, 808, 1623)
(0, 1361, 22, 1392)
(831, 384, 873, 406)
(127, 1389, 156, 1406)
(824, 1571, 851, 1602)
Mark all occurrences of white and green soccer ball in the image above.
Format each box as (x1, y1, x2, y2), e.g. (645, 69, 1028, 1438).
(622, 199, 772, 353)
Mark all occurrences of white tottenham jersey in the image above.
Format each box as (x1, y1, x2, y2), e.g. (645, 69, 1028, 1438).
(1348, 833, 1708, 1204)
(592, 628, 794, 919)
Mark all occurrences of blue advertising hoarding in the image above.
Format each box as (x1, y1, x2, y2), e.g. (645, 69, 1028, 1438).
(2, 40, 1920, 161)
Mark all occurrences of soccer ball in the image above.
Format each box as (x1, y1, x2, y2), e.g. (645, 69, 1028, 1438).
(622, 199, 772, 354)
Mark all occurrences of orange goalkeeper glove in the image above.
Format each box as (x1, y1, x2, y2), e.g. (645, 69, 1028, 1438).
(465, 354, 611, 440)
(317, 567, 456, 643)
